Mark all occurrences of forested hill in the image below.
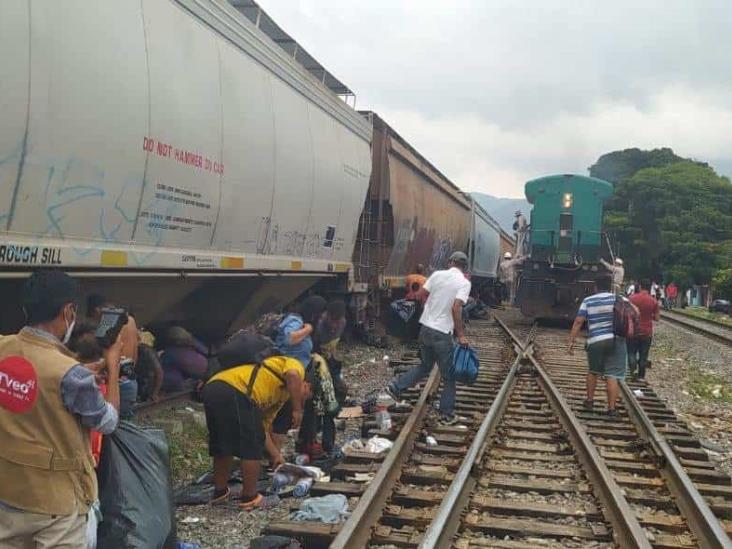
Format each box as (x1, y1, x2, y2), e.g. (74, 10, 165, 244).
(590, 148, 732, 297)
(471, 193, 531, 234)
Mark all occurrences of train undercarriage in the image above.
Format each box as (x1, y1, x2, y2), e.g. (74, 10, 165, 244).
(515, 261, 612, 320)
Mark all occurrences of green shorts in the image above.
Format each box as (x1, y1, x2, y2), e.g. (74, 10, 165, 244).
(586, 337, 627, 380)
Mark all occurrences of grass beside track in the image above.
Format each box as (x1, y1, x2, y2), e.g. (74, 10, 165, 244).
(688, 365, 732, 403)
(673, 307, 732, 329)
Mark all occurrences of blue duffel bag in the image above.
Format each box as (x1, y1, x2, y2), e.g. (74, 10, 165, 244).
(450, 345, 479, 385)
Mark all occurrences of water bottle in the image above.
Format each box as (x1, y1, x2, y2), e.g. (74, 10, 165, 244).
(293, 477, 314, 497)
(375, 407, 391, 431)
(271, 471, 294, 493)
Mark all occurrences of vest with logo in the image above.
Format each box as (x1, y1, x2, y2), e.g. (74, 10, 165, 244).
(0, 329, 97, 515)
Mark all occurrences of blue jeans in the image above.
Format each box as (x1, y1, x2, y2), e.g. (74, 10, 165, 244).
(119, 378, 138, 420)
(392, 325, 456, 416)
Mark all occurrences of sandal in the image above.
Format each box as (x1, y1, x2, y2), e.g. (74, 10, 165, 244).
(209, 486, 231, 505)
(239, 493, 281, 511)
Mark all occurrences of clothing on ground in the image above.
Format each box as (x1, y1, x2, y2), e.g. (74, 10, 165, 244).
(275, 314, 312, 367)
(629, 291, 659, 337)
(577, 292, 617, 345)
(208, 356, 304, 429)
(586, 337, 627, 380)
(290, 494, 350, 524)
(202, 381, 264, 460)
(419, 267, 471, 334)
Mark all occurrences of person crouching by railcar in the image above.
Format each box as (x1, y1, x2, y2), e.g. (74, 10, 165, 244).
(202, 356, 311, 510)
(567, 291, 631, 416)
(314, 300, 348, 453)
(386, 251, 471, 426)
(0, 270, 121, 548)
(627, 280, 660, 380)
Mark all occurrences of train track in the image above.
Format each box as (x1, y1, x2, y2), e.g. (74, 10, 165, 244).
(423, 315, 732, 548)
(262, 314, 732, 547)
(265, 320, 512, 546)
(660, 310, 732, 347)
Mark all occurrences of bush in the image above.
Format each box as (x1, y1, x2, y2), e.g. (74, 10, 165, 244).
(712, 268, 732, 300)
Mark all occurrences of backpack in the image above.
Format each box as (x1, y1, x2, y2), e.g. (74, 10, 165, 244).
(613, 295, 640, 339)
(450, 345, 480, 385)
(206, 331, 278, 380)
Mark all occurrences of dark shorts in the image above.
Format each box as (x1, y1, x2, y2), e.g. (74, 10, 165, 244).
(586, 337, 627, 379)
(201, 381, 264, 460)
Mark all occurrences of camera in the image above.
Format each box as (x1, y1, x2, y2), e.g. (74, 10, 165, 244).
(94, 307, 129, 348)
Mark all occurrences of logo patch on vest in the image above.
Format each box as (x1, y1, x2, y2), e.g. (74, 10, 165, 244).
(0, 356, 38, 413)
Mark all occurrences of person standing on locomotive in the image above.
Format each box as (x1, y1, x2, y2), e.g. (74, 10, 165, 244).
(386, 251, 471, 425)
(600, 257, 625, 295)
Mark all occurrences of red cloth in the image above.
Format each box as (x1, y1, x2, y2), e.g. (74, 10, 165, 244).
(630, 291, 659, 337)
(90, 382, 107, 467)
(666, 284, 678, 298)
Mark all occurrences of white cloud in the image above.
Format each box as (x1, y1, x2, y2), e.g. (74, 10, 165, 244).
(255, 0, 732, 197)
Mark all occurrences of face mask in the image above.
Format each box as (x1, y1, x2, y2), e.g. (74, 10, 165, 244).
(62, 308, 76, 345)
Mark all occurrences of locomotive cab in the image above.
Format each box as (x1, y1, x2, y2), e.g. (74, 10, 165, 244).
(516, 174, 614, 319)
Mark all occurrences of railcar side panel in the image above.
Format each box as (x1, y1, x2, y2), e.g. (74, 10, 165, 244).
(9, 1, 148, 243)
(470, 202, 501, 279)
(0, 1, 29, 223)
(216, 37, 276, 254)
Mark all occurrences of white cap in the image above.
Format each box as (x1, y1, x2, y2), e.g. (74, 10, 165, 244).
(615, 257, 623, 265)
(504, 252, 512, 259)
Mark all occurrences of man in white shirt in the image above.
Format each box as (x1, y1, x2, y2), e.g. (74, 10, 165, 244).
(386, 252, 471, 425)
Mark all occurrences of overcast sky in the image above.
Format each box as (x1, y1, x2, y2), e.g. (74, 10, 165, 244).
(257, 0, 732, 198)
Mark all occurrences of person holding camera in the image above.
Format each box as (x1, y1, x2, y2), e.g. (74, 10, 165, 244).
(0, 270, 122, 548)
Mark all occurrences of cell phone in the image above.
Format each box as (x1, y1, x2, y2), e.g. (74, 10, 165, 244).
(95, 307, 129, 348)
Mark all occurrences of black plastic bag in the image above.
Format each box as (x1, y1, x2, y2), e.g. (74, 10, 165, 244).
(97, 421, 176, 548)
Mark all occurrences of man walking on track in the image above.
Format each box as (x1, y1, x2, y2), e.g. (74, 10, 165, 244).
(627, 280, 660, 380)
(567, 291, 629, 417)
(386, 251, 471, 425)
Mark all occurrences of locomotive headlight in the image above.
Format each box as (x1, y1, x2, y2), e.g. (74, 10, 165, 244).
(591, 265, 598, 272)
(562, 193, 573, 209)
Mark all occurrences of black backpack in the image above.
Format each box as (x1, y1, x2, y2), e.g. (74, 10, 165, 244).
(206, 331, 278, 380)
(612, 295, 640, 339)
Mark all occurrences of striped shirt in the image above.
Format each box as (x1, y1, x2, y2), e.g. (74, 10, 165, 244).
(577, 292, 617, 345)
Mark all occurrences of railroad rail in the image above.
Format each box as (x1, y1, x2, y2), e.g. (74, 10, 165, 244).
(134, 389, 195, 413)
(660, 310, 732, 347)
(264, 314, 732, 548)
(265, 321, 513, 547)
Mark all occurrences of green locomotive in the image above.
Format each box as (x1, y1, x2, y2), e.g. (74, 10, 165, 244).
(515, 174, 615, 319)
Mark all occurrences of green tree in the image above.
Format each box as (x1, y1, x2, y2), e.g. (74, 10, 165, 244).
(713, 269, 732, 300)
(601, 158, 732, 286)
(589, 147, 689, 184)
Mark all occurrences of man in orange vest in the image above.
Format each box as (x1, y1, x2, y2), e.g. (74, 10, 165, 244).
(0, 270, 121, 548)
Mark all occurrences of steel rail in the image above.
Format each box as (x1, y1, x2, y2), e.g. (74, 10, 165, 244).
(620, 381, 732, 548)
(419, 352, 521, 547)
(134, 389, 195, 412)
(660, 311, 732, 347)
(422, 316, 650, 548)
(330, 367, 441, 549)
(499, 316, 651, 548)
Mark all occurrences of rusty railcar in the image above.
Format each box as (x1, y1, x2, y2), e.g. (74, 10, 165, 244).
(352, 112, 501, 328)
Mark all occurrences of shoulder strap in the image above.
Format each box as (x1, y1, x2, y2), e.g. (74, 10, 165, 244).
(245, 361, 287, 396)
